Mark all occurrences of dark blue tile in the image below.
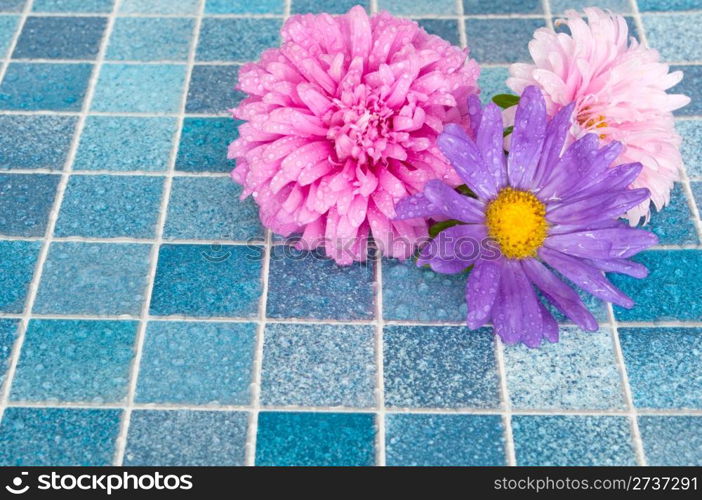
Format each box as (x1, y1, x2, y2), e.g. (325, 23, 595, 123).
(378, 0, 455, 15)
(0, 62, 92, 111)
(611, 250, 702, 321)
(465, 18, 545, 63)
(0, 15, 19, 57)
(692, 182, 702, 216)
(0, 407, 121, 466)
(0, 173, 59, 236)
(619, 327, 702, 409)
(385, 414, 506, 466)
(124, 410, 248, 466)
(670, 65, 702, 116)
(261, 323, 376, 407)
(478, 66, 511, 105)
(34, 242, 152, 315)
(512, 415, 636, 466)
(136, 321, 255, 404)
(120, 0, 199, 14)
(639, 416, 702, 466)
(417, 19, 460, 46)
(186, 64, 243, 114)
(638, 0, 702, 11)
(13, 16, 106, 59)
(107, 17, 194, 61)
(646, 183, 698, 244)
(291, 0, 368, 14)
(74, 116, 176, 172)
(463, 0, 542, 14)
(550, 0, 631, 14)
(679, 119, 702, 179)
(0, 0, 24, 12)
(643, 13, 701, 62)
(266, 247, 375, 320)
(0, 115, 77, 170)
(55, 175, 163, 238)
(10, 319, 137, 403)
(383, 325, 500, 408)
(0, 240, 39, 313)
(255, 411, 375, 466)
(149, 244, 263, 317)
(197, 18, 281, 62)
(175, 117, 238, 172)
(0, 319, 19, 387)
(164, 176, 263, 241)
(205, 0, 284, 14)
(33, 0, 114, 12)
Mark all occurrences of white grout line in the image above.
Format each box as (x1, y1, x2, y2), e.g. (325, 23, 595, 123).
(456, 0, 467, 49)
(0, 0, 32, 84)
(542, 0, 554, 30)
(373, 250, 387, 466)
(495, 340, 517, 466)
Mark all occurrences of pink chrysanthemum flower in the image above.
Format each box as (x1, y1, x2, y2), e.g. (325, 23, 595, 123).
(229, 5, 480, 264)
(507, 8, 690, 224)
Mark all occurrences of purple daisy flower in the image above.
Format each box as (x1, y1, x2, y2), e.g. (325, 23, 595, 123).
(394, 86, 658, 348)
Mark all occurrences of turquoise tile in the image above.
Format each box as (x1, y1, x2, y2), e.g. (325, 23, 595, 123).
(255, 411, 376, 466)
(646, 183, 698, 244)
(0, 240, 40, 313)
(466, 18, 545, 63)
(291, 0, 368, 14)
(417, 19, 459, 46)
(679, 119, 702, 179)
(619, 327, 702, 409)
(10, 319, 137, 403)
(260, 323, 376, 407)
(205, 0, 284, 14)
(124, 410, 248, 466)
(33, 0, 114, 12)
(550, 0, 631, 14)
(0, 115, 77, 170)
(385, 414, 506, 466)
(0, 407, 121, 466)
(175, 117, 238, 173)
(0, 319, 19, 387)
(197, 18, 281, 62)
(512, 415, 636, 466)
(0, 62, 92, 111)
(13, 16, 106, 59)
(55, 175, 164, 238)
(149, 244, 263, 317)
(0, 173, 59, 236)
(670, 65, 702, 116)
(34, 242, 152, 315)
(136, 321, 255, 404)
(120, 0, 199, 15)
(639, 416, 702, 466)
(0, 0, 25, 11)
(464, 0, 542, 14)
(383, 325, 500, 408)
(643, 13, 702, 62)
(638, 0, 702, 11)
(186, 64, 244, 114)
(0, 15, 18, 57)
(107, 17, 194, 61)
(378, 0, 455, 15)
(692, 181, 702, 217)
(504, 327, 625, 409)
(478, 66, 511, 105)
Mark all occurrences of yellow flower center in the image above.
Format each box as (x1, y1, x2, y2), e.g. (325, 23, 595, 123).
(485, 188, 548, 260)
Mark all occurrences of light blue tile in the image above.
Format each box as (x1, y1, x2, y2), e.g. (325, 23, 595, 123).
(670, 65, 702, 116)
(55, 175, 163, 238)
(205, 0, 284, 14)
(639, 416, 702, 466)
(10, 319, 137, 403)
(643, 14, 702, 62)
(186, 64, 243, 114)
(290, 0, 368, 14)
(92, 64, 186, 113)
(149, 244, 263, 317)
(0, 173, 59, 236)
(266, 247, 375, 320)
(0, 240, 39, 313)
(0, 62, 92, 111)
(478, 66, 511, 105)
(197, 18, 281, 62)
(385, 414, 506, 466)
(619, 327, 702, 409)
(0, 15, 18, 57)
(0, 407, 121, 466)
(107, 17, 194, 61)
(176, 117, 238, 172)
(638, 0, 702, 11)
(549, 0, 631, 14)
(0, 319, 19, 387)
(0, 0, 25, 12)
(34, 242, 152, 315)
(136, 321, 255, 405)
(512, 415, 636, 466)
(692, 181, 702, 217)
(679, 119, 702, 179)
(164, 176, 263, 241)
(261, 323, 376, 407)
(646, 183, 698, 245)
(466, 18, 545, 63)
(124, 410, 248, 466)
(0, 115, 77, 170)
(383, 325, 500, 408)
(13, 16, 106, 59)
(611, 250, 702, 321)
(378, 0, 455, 15)
(120, 0, 199, 15)
(504, 327, 624, 410)
(255, 411, 375, 466)
(33, 0, 114, 12)
(74, 116, 176, 172)
(417, 19, 459, 46)
(464, 0, 542, 14)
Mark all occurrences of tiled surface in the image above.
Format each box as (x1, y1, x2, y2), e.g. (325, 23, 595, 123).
(0, 0, 700, 467)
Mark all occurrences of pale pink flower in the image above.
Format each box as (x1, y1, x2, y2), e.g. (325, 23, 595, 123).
(229, 5, 479, 264)
(507, 8, 690, 224)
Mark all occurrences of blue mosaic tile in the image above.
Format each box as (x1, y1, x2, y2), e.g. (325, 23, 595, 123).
(291, 0, 368, 14)
(0, 62, 92, 111)
(260, 323, 376, 407)
(0, 15, 18, 57)
(55, 175, 163, 238)
(164, 176, 263, 241)
(136, 321, 255, 405)
(638, 0, 702, 11)
(74, 116, 176, 172)
(646, 183, 698, 244)
(611, 250, 702, 321)
(0, 0, 25, 12)
(692, 181, 702, 217)
(107, 17, 194, 62)
(120, 0, 200, 15)
(679, 119, 702, 179)
(266, 247, 375, 320)
(464, 0, 542, 14)
(205, 0, 284, 14)
(255, 411, 375, 466)
(33, 0, 114, 13)
(478, 66, 511, 106)
(149, 243, 263, 317)
(417, 19, 460, 46)
(385, 414, 506, 466)
(124, 410, 248, 466)
(670, 65, 702, 116)
(377, 0, 456, 15)
(504, 327, 624, 410)
(383, 325, 500, 408)
(91, 64, 186, 113)
(10, 319, 137, 403)
(382, 258, 467, 322)
(0, 319, 19, 386)
(0, 173, 59, 236)
(550, 0, 632, 14)
(466, 18, 545, 64)
(0, 115, 77, 170)
(512, 415, 636, 466)
(619, 327, 702, 409)
(643, 14, 701, 62)
(0, 240, 39, 313)
(197, 18, 280, 62)
(34, 242, 152, 315)
(13, 16, 106, 60)
(639, 416, 702, 466)
(186, 64, 243, 114)
(175, 117, 238, 172)
(0, 407, 121, 466)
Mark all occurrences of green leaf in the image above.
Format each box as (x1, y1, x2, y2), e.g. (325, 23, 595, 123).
(503, 125, 514, 137)
(492, 94, 520, 109)
(428, 219, 462, 239)
(455, 184, 477, 198)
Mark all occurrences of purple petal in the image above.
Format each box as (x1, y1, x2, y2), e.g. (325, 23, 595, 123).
(554, 227, 657, 259)
(567, 162, 643, 200)
(507, 86, 547, 190)
(547, 188, 651, 225)
(466, 258, 502, 329)
(422, 223, 486, 261)
(476, 103, 506, 189)
(467, 94, 482, 137)
(537, 301, 559, 343)
(438, 124, 497, 199)
(545, 232, 614, 259)
(532, 103, 575, 189)
(394, 192, 440, 220)
(547, 217, 623, 236)
(492, 260, 543, 346)
(417, 252, 473, 274)
(538, 134, 600, 201)
(423, 179, 485, 223)
(586, 258, 649, 278)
